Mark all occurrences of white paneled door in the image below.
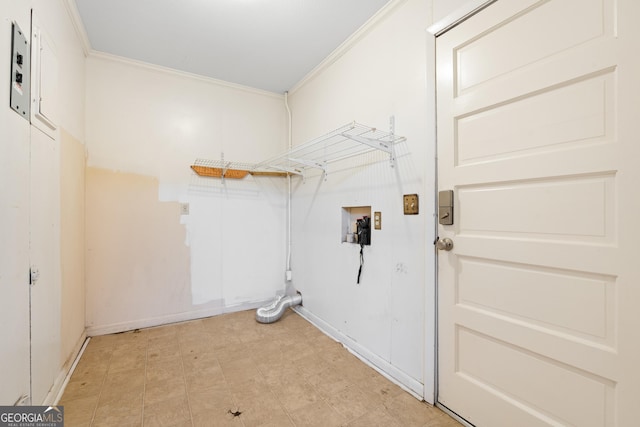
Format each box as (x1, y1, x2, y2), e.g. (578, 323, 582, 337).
(436, 0, 640, 426)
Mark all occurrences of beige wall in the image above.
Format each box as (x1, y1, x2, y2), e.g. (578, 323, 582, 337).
(287, 0, 434, 399)
(84, 56, 289, 334)
(60, 130, 86, 365)
(85, 167, 193, 332)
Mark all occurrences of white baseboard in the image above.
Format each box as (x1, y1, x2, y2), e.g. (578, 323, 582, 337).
(85, 299, 272, 337)
(41, 331, 87, 406)
(293, 306, 424, 399)
(52, 336, 90, 406)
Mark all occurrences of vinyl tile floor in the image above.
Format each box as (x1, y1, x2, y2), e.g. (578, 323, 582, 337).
(60, 309, 461, 427)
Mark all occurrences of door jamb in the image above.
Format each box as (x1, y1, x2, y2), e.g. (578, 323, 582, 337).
(425, 0, 496, 420)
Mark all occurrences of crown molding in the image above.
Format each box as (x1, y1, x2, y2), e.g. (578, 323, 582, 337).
(88, 51, 284, 99)
(62, 0, 91, 56)
(288, 0, 409, 95)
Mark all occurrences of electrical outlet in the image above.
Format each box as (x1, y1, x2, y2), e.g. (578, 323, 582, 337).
(180, 203, 190, 215)
(403, 194, 419, 215)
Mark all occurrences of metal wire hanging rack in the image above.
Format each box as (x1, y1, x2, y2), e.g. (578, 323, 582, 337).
(191, 121, 405, 180)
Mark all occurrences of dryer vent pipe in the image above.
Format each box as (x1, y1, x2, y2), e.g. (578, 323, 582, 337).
(256, 293, 302, 324)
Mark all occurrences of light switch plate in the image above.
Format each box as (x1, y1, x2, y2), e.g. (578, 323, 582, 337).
(374, 211, 381, 230)
(403, 194, 419, 215)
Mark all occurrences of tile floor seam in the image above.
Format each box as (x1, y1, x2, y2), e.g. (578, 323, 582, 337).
(261, 353, 346, 427)
(216, 352, 246, 427)
(314, 378, 360, 426)
(140, 337, 148, 426)
(244, 330, 284, 424)
(88, 337, 112, 427)
(264, 364, 304, 427)
(178, 330, 196, 427)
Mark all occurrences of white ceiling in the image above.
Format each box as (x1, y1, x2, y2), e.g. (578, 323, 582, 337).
(74, 0, 393, 94)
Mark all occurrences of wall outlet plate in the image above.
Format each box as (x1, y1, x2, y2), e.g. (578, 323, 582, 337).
(180, 203, 190, 215)
(374, 211, 381, 230)
(403, 194, 419, 215)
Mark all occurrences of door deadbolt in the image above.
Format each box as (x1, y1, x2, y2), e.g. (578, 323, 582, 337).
(438, 190, 454, 225)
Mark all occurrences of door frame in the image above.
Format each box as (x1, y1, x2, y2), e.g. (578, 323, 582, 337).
(425, 0, 496, 421)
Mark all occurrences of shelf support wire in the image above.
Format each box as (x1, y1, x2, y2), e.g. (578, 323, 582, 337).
(270, 165, 303, 176)
(288, 158, 328, 181)
(220, 152, 226, 185)
(250, 121, 404, 179)
(389, 115, 397, 168)
(288, 157, 325, 171)
(341, 133, 397, 168)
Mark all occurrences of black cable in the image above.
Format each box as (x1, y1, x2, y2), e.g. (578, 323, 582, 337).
(357, 241, 364, 284)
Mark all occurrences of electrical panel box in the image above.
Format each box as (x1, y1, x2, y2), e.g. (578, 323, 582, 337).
(10, 22, 30, 120)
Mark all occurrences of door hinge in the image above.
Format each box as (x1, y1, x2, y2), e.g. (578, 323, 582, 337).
(29, 266, 40, 285)
(14, 393, 30, 406)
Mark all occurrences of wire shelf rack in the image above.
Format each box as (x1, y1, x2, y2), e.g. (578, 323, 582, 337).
(254, 121, 405, 176)
(191, 121, 405, 180)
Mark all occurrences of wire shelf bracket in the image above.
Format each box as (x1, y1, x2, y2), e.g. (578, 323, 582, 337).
(341, 133, 396, 164)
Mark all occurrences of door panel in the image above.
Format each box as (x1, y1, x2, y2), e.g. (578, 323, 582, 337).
(29, 128, 61, 405)
(436, 0, 640, 425)
(455, 0, 611, 95)
(456, 73, 615, 166)
(457, 174, 614, 241)
(456, 257, 615, 343)
(0, 15, 31, 405)
(456, 327, 613, 427)
(0, 109, 31, 406)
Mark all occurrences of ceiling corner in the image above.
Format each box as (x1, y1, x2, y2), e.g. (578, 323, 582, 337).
(61, 0, 92, 56)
